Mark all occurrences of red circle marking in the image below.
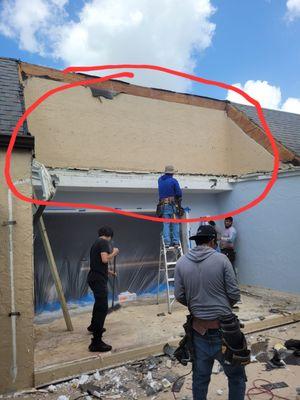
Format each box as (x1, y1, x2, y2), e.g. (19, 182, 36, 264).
(4, 65, 279, 223)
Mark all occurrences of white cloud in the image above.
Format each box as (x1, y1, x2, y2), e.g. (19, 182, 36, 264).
(286, 0, 300, 21)
(282, 97, 300, 114)
(0, 0, 216, 92)
(226, 80, 300, 114)
(0, 0, 67, 54)
(226, 80, 282, 110)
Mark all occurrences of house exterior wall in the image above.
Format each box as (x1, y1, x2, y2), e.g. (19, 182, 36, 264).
(0, 149, 34, 393)
(51, 189, 219, 215)
(24, 77, 274, 175)
(216, 173, 300, 294)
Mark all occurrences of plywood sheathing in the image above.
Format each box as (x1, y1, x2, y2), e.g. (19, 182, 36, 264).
(20, 62, 226, 111)
(226, 104, 300, 165)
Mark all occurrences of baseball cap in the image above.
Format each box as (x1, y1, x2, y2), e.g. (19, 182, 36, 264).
(189, 224, 217, 241)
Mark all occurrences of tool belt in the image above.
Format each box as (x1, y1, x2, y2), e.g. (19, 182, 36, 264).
(156, 197, 184, 218)
(219, 314, 250, 366)
(174, 314, 194, 366)
(161, 196, 175, 204)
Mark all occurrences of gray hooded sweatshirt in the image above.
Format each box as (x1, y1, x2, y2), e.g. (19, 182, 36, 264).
(174, 245, 240, 319)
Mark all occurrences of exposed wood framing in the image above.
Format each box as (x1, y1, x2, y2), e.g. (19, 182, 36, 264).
(34, 312, 300, 388)
(20, 62, 226, 111)
(226, 103, 300, 165)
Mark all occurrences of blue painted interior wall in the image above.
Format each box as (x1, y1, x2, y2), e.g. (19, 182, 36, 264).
(47, 176, 300, 299)
(216, 174, 300, 294)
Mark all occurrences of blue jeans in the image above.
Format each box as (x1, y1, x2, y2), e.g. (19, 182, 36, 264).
(193, 329, 246, 400)
(162, 204, 180, 245)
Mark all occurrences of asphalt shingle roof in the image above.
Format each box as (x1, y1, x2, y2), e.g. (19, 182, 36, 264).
(232, 102, 300, 158)
(0, 57, 28, 136)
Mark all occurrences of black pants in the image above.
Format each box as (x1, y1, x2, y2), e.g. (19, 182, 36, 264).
(221, 249, 236, 275)
(88, 279, 108, 339)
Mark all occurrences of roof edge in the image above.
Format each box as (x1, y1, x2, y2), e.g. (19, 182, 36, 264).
(226, 103, 300, 166)
(0, 133, 34, 150)
(20, 61, 227, 111)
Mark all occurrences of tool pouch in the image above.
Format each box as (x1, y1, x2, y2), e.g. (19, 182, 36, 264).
(156, 202, 164, 218)
(219, 313, 250, 366)
(174, 314, 194, 366)
(174, 197, 185, 217)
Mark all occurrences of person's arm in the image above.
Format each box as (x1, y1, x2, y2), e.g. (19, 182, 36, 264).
(101, 247, 119, 263)
(174, 265, 187, 306)
(173, 178, 182, 199)
(221, 228, 237, 243)
(223, 258, 240, 305)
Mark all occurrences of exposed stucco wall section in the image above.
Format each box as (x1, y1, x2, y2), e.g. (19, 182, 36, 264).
(24, 77, 273, 175)
(227, 118, 274, 174)
(0, 150, 34, 393)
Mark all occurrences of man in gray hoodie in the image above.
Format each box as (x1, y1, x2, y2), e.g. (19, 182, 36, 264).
(174, 225, 246, 400)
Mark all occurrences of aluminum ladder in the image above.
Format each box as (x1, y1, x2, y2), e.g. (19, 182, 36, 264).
(156, 236, 183, 314)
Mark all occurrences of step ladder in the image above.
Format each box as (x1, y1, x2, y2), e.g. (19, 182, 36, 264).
(156, 236, 183, 314)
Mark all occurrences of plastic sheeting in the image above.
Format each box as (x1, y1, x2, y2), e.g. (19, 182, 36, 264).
(34, 212, 162, 313)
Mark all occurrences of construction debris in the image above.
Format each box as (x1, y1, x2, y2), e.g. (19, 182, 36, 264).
(261, 381, 288, 390)
(163, 343, 176, 359)
(171, 376, 185, 393)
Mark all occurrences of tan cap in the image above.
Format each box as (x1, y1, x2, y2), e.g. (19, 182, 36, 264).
(164, 165, 177, 174)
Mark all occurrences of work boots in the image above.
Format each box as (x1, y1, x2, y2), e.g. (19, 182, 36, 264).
(89, 337, 112, 352)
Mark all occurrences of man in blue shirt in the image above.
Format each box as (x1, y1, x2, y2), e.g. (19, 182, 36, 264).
(158, 165, 183, 247)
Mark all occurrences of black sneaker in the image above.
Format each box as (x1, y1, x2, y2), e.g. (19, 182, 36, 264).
(87, 325, 106, 334)
(89, 339, 112, 352)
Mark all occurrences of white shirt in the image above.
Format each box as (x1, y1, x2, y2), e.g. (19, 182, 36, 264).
(220, 226, 237, 250)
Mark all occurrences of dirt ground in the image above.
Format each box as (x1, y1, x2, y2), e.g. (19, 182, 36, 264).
(1, 286, 300, 400)
(2, 322, 300, 400)
(34, 285, 300, 370)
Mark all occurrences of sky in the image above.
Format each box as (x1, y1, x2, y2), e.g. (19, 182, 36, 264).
(0, 0, 300, 113)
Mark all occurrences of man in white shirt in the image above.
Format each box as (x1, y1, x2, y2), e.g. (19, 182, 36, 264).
(220, 217, 237, 275)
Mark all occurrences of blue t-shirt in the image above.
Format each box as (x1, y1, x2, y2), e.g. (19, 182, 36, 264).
(158, 174, 182, 200)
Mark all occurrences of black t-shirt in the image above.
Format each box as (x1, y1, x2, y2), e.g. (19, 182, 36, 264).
(88, 238, 111, 288)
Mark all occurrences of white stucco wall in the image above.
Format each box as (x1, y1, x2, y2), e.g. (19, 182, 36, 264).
(217, 173, 300, 294)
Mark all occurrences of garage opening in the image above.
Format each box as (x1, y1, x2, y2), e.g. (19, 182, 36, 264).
(34, 211, 161, 315)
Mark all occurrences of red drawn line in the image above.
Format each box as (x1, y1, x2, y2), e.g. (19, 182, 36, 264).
(4, 64, 279, 223)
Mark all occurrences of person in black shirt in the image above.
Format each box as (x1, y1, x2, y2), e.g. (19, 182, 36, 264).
(87, 226, 119, 352)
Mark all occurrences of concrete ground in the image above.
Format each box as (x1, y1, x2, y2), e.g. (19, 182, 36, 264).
(1, 323, 299, 399)
(1, 286, 299, 399)
(34, 285, 300, 370)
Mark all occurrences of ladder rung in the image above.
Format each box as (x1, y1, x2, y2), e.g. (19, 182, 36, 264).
(169, 294, 175, 299)
(168, 278, 174, 282)
(166, 262, 177, 266)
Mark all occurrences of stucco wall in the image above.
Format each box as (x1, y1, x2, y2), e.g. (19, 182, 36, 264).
(226, 118, 274, 174)
(0, 149, 34, 393)
(24, 77, 273, 175)
(217, 174, 300, 294)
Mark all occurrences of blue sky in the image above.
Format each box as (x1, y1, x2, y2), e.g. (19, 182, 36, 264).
(192, 0, 300, 100)
(0, 0, 299, 112)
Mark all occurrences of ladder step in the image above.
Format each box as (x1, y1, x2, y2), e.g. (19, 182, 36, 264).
(168, 278, 174, 282)
(169, 294, 175, 299)
(166, 262, 177, 266)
